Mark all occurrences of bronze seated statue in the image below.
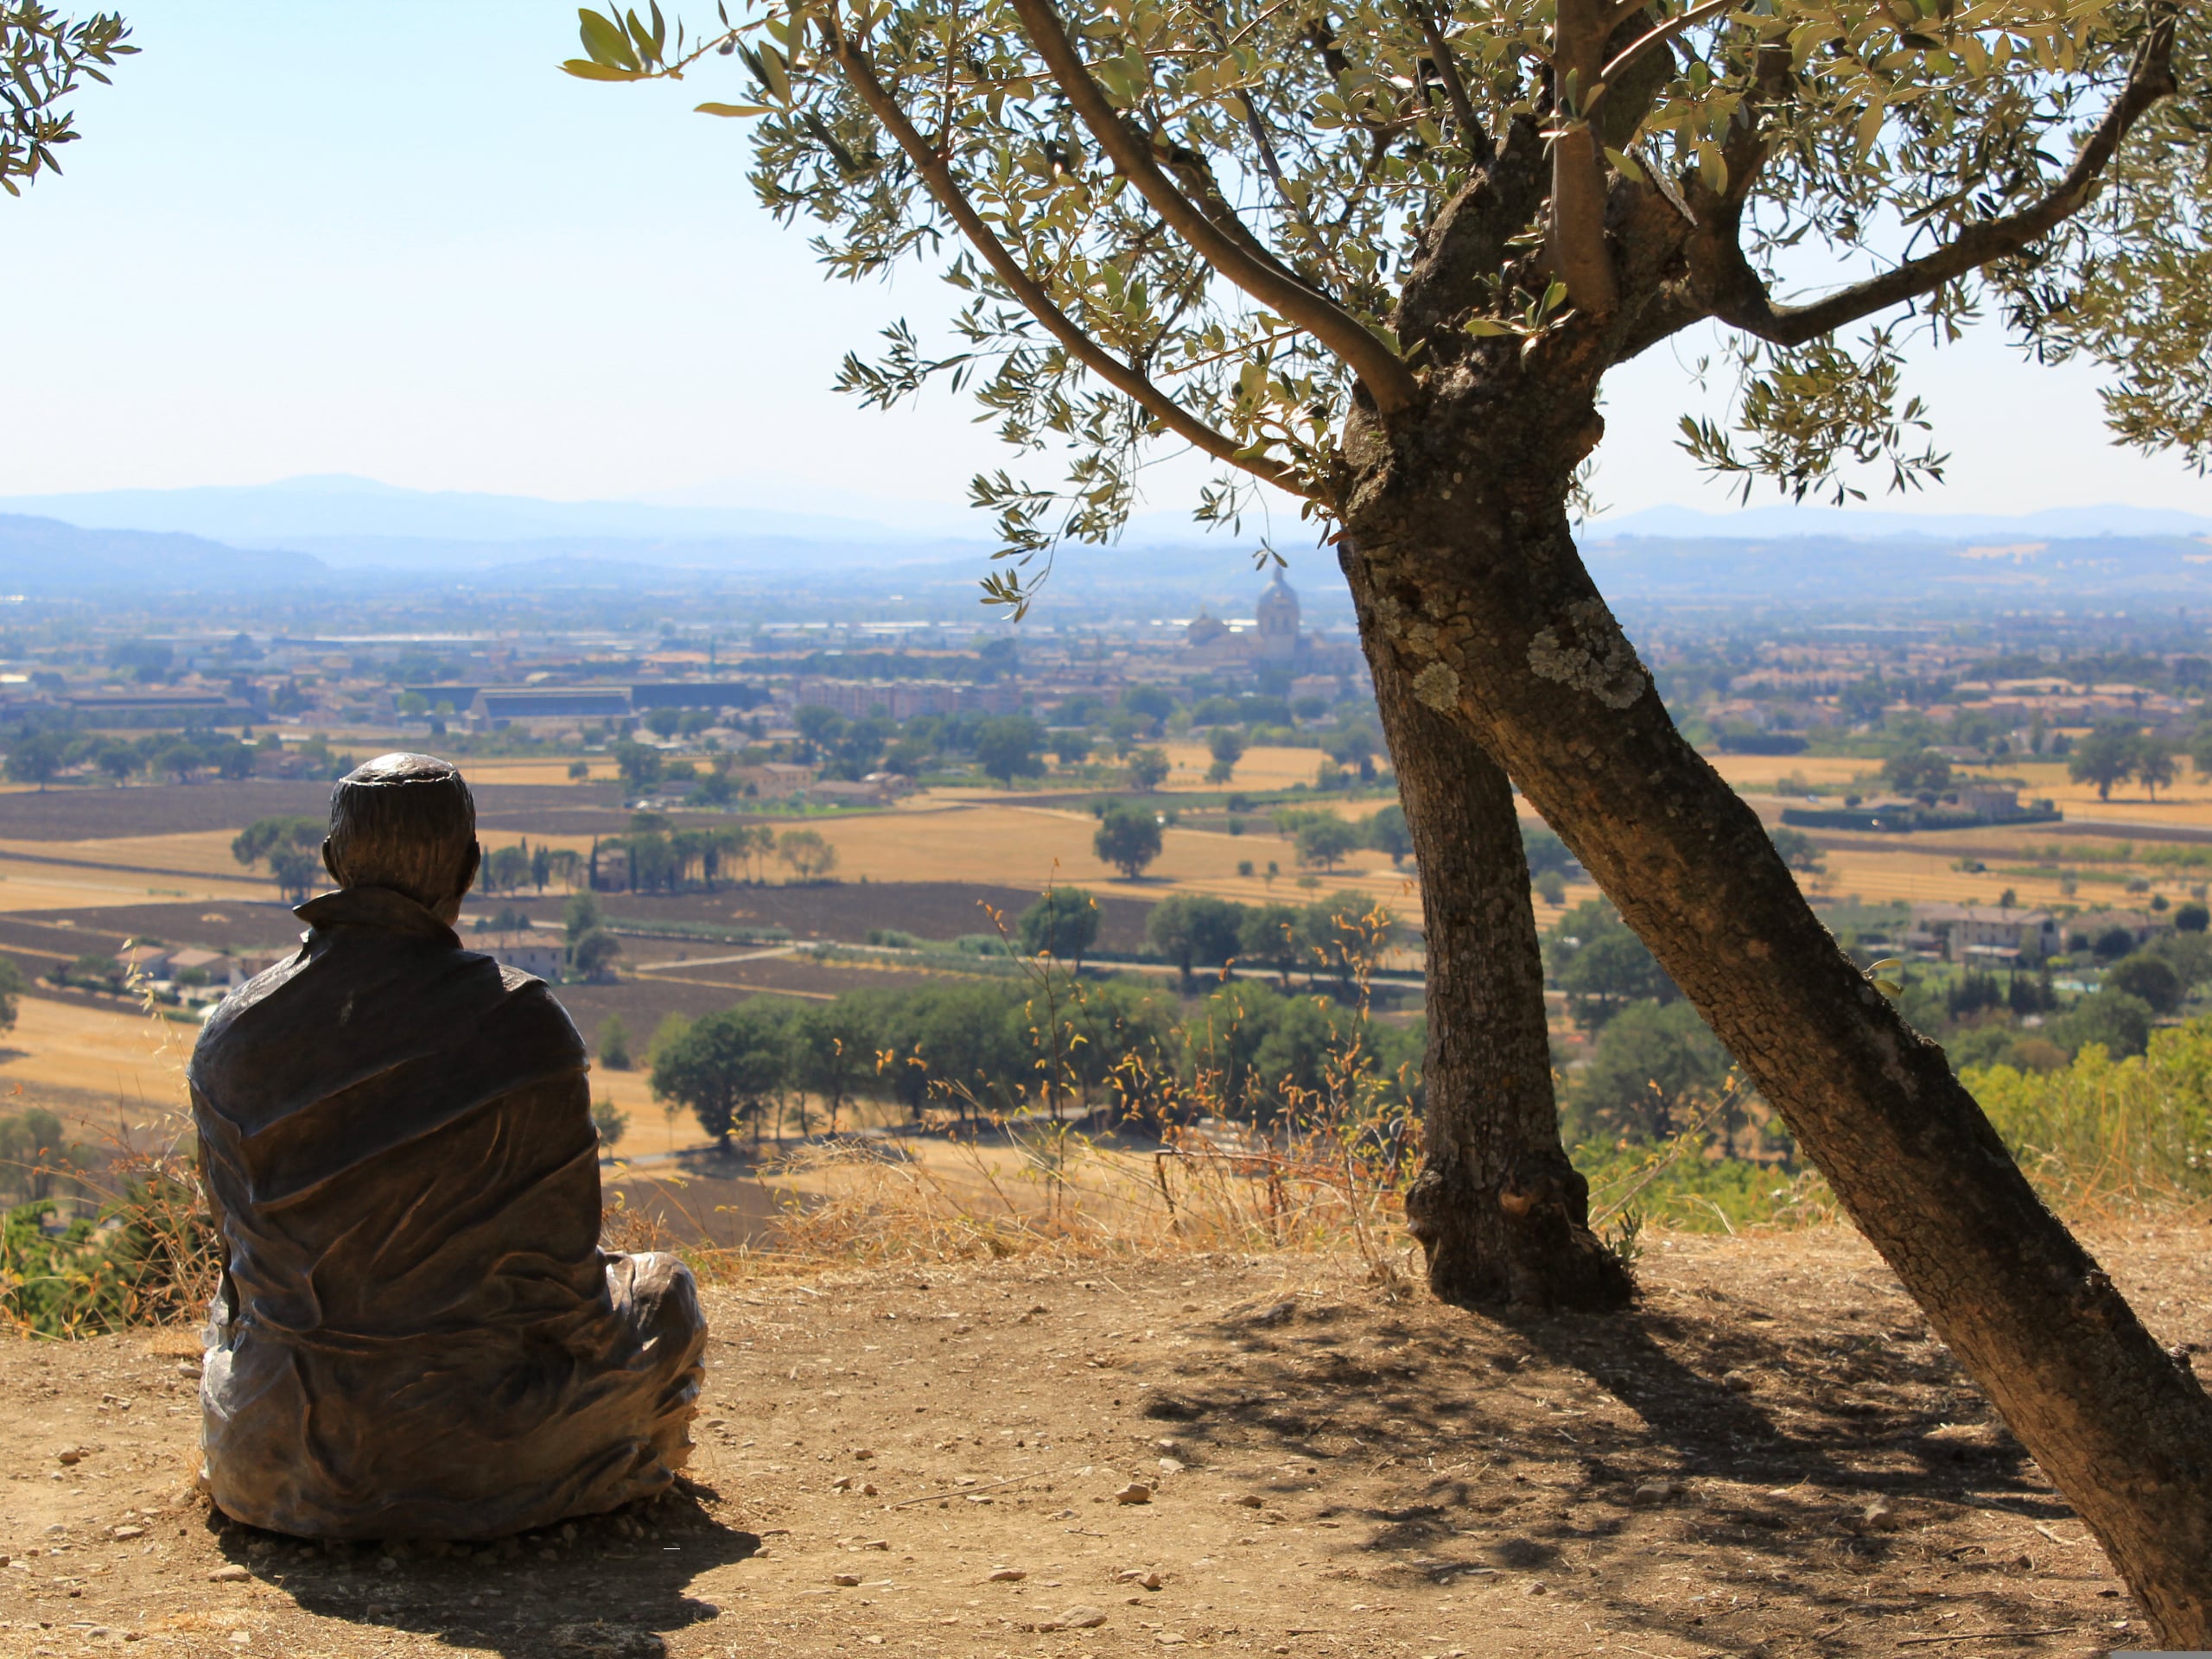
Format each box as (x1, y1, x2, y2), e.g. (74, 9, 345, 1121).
(190, 753, 706, 1539)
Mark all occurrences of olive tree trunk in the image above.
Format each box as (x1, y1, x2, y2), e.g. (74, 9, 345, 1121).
(1362, 615, 1630, 1310)
(1337, 395, 2212, 1642)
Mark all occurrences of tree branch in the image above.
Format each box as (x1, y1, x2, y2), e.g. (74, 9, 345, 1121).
(824, 29, 1311, 499)
(1586, 0, 1737, 111)
(1706, 18, 2178, 347)
(1401, 0, 1491, 167)
(1005, 0, 1421, 414)
(1547, 0, 1619, 316)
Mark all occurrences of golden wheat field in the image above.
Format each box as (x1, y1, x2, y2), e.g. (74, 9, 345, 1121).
(0, 995, 191, 1125)
(0, 856, 258, 912)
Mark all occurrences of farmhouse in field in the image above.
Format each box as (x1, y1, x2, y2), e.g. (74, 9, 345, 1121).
(1906, 904, 2062, 965)
(473, 927, 565, 982)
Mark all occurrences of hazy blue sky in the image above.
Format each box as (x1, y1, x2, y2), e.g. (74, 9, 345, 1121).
(7, 0, 2207, 529)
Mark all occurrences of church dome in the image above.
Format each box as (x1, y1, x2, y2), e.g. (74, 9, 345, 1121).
(1185, 609, 1229, 645)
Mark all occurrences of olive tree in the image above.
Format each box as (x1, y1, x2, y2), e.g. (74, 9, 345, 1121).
(2, 5, 133, 195)
(572, 1, 2212, 1630)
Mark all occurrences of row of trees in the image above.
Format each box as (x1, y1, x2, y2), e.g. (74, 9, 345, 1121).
(642, 973, 1421, 1146)
(8, 726, 268, 789)
(2068, 722, 2184, 803)
(1890, 726, 2207, 808)
(588, 820, 837, 891)
(1090, 800, 1423, 881)
(3, 725, 367, 791)
(1001, 883, 1401, 997)
(228, 813, 848, 904)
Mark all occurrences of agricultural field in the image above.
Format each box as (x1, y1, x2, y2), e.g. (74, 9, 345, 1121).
(7, 754, 2212, 1194)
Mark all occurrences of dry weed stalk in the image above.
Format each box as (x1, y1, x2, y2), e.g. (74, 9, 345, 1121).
(2, 969, 215, 1338)
(713, 895, 1423, 1275)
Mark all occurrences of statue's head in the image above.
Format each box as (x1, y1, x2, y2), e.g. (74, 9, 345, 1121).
(323, 753, 481, 925)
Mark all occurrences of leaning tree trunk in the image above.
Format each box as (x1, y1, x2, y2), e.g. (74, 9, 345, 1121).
(1361, 620, 1630, 1310)
(1338, 392, 2212, 1642)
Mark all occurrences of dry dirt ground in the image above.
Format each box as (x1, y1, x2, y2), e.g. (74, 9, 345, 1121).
(4, 1226, 2202, 1659)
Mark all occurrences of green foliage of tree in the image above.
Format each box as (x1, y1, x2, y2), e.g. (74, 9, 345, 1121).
(1094, 802, 1163, 879)
(573, 927, 624, 982)
(1572, 999, 1732, 1143)
(788, 998, 880, 1132)
(266, 847, 321, 904)
(1205, 725, 1245, 787)
(2107, 954, 2183, 1016)
(2176, 902, 2211, 935)
(0, 1107, 69, 1205)
(1, 6, 134, 196)
(2069, 722, 2140, 803)
(972, 713, 1047, 785)
(2136, 737, 2178, 801)
(1768, 825, 1825, 873)
(599, 1014, 634, 1070)
(613, 738, 664, 793)
(1522, 826, 1573, 878)
(1364, 804, 1412, 868)
(1236, 901, 1305, 988)
(1548, 899, 1679, 1027)
(1294, 816, 1359, 871)
(1883, 747, 1953, 798)
(484, 842, 532, 893)
(778, 827, 839, 880)
(1124, 747, 1171, 791)
(3, 728, 63, 788)
(1018, 886, 1101, 965)
(1178, 978, 1415, 1126)
(564, 889, 604, 943)
(1146, 892, 1246, 986)
(650, 1001, 794, 1142)
(231, 816, 323, 901)
(591, 1096, 630, 1151)
(568, 1, 2203, 569)
(794, 703, 845, 747)
(2050, 987, 2156, 1061)
(872, 981, 1032, 1119)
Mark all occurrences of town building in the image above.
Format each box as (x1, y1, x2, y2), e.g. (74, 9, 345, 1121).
(468, 685, 632, 729)
(1906, 904, 2062, 965)
(1179, 570, 1363, 677)
(116, 943, 174, 982)
(791, 678, 1023, 720)
(471, 928, 565, 982)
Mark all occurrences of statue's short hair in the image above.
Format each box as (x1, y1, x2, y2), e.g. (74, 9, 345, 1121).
(327, 753, 477, 906)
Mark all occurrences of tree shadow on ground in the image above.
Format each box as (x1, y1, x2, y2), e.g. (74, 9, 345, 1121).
(1140, 1286, 2080, 1656)
(211, 1482, 757, 1658)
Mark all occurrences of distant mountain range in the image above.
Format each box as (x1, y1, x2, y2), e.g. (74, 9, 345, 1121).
(1584, 531, 2212, 602)
(0, 514, 329, 594)
(1, 476, 2209, 602)
(1589, 502, 2212, 541)
(0, 474, 994, 571)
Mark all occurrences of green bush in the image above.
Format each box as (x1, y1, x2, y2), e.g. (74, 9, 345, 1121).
(1962, 1017, 2212, 1205)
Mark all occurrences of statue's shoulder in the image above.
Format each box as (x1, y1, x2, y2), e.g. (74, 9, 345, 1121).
(483, 958, 588, 1061)
(190, 944, 308, 1064)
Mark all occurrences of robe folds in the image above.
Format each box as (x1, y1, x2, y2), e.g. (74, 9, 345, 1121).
(189, 884, 704, 1540)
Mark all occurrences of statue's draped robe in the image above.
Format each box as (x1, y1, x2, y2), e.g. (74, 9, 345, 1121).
(190, 885, 704, 1540)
